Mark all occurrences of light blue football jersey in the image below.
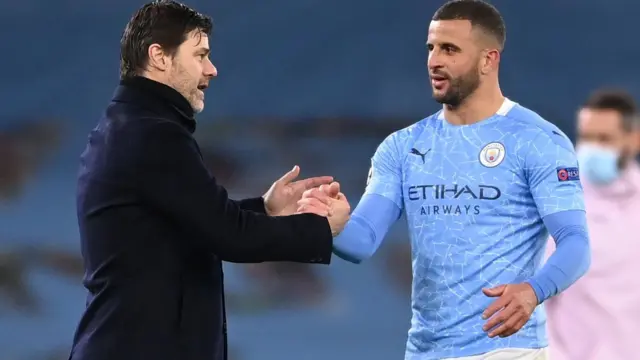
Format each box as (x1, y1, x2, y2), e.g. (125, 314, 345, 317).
(365, 99, 585, 359)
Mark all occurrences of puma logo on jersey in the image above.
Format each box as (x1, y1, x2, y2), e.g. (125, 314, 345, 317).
(410, 148, 431, 164)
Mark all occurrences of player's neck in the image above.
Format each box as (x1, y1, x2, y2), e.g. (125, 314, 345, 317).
(443, 85, 505, 126)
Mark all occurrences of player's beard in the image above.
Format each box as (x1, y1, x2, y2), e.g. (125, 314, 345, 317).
(167, 62, 205, 114)
(432, 67, 480, 108)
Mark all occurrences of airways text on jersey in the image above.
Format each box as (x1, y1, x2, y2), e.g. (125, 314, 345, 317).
(407, 183, 501, 216)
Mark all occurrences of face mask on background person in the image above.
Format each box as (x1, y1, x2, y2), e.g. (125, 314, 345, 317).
(576, 143, 621, 185)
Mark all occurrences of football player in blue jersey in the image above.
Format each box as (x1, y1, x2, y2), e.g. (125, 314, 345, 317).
(296, 1, 591, 359)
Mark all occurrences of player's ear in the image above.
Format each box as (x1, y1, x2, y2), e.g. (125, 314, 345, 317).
(480, 49, 500, 75)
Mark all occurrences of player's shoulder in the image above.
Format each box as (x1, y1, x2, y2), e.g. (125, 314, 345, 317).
(380, 112, 440, 150)
(503, 101, 574, 153)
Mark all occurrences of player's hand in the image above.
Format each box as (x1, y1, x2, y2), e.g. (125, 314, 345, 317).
(297, 183, 350, 236)
(263, 166, 333, 216)
(296, 182, 341, 215)
(481, 283, 538, 338)
(326, 191, 350, 236)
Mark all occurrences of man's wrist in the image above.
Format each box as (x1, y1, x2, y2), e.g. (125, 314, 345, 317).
(524, 279, 543, 304)
(261, 195, 268, 212)
(261, 195, 275, 215)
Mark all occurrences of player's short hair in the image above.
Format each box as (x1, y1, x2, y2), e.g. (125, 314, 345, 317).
(432, 0, 506, 51)
(119, 0, 213, 80)
(582, 89, 638, 131)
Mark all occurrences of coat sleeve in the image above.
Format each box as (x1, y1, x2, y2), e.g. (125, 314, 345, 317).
(234, 197, 267, 213)
(129, 119, 333, 264)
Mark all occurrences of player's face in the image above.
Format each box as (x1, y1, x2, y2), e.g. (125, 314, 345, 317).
(166, 31, 217, 113)
(577, 108, 636, 167)
(426, 20, 482, 107)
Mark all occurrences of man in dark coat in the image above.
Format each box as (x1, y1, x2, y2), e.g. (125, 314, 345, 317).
(68, 2, 351, 360)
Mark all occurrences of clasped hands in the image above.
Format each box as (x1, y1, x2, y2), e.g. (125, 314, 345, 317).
(262, 165, 350, 236)
(296, 182, 350, 236)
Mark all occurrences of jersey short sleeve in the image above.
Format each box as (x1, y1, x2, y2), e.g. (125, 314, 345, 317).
(365, 132, 404, 210)
(526, 130, 585, 218)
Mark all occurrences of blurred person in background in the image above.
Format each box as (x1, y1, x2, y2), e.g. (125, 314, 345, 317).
(0, 119, 67, 317)
(0, 121, 61, 201)
(0, 247, 84, 315)
(546, 90, 639, 360)
(0, 251, 35, 313)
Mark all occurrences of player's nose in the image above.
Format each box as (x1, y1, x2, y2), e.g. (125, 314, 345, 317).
(427, 53, 444, 70)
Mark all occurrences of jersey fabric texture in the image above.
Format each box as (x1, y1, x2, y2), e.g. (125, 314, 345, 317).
(365, 99, 584, 359)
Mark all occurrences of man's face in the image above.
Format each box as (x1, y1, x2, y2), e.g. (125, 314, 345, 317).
(427, 20, 482, 107)
(166, 30, 217, 113)
(577, 108, 634, 165)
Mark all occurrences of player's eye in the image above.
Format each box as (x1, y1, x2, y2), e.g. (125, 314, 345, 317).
(426, 44, 434, 52)
(442, 45, 455, 53)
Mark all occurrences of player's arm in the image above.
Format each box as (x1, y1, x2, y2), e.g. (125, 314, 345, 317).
(129, 119, 332, 263)
(525, 130, 591, 304)
(333, 194, 401, 263)
(333, 134, 404, 263)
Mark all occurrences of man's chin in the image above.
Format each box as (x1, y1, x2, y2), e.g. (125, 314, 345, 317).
(432, 92, 448, 104)
(191, 101, 205, 114)
(432, 92, 460, 107)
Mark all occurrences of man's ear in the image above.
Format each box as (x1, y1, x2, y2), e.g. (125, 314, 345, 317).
(480, 49, 500, 75)
(147, 44, 168, 72)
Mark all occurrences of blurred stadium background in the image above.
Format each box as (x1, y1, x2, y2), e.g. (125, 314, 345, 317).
(0, 0, 637, 359)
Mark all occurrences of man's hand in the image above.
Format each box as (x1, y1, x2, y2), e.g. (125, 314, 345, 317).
(263, 165, 333, 216)
(481, 283, 538, 338)
(296, 183, 350, 236)
(296, 183, 341, 216)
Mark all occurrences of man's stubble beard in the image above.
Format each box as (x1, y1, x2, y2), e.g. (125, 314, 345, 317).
(168, 63, 203, 113)
(433, 68, 481, 109)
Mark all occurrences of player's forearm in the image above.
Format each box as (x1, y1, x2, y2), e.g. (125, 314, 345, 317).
(332, 215, 376, 263)
(333, 194, 400, 263)
(526, 210, 591, 303)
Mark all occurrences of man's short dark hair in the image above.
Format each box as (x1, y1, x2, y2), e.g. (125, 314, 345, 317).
(120, 0, 213, 80)
(583, 89, 638, 131)
(432, 0, 506, 51)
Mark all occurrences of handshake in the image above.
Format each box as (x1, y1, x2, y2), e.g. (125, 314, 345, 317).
(296, 182, 351, 236)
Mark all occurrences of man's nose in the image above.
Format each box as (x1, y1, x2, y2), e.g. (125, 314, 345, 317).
(427, 52, 443, 70)
(204, 60, 218, 78)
